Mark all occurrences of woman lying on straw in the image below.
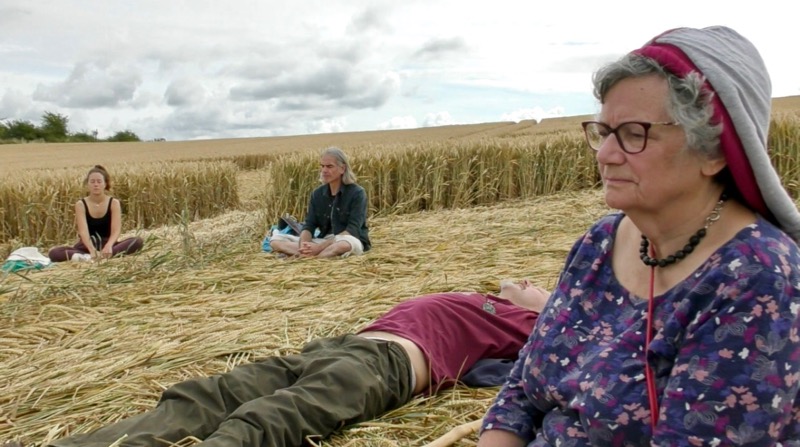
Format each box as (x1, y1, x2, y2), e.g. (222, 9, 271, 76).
(12, 279, 547, 447)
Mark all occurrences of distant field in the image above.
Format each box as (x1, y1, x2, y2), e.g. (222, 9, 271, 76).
(3, 95, 798, 173)
(2, 96, 798, 250)
(0, 116, 590, 173)
(772, 95, 800, 114)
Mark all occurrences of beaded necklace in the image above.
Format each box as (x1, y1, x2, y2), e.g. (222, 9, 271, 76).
(639, 194, 727, 268)
(641, 193, 726, 427)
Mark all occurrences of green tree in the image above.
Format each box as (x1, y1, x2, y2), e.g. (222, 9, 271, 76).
(0, 121, 8, 140)
(107, 130, 141, 142)
(70, 131, 99, 142)
(5, 119, 39, 141)
(40, 111, 70, 142)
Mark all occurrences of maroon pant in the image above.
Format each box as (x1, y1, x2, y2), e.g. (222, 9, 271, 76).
(48, 237, 144, 262)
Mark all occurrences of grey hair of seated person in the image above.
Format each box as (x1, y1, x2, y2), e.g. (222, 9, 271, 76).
(321, 146, 357, 185)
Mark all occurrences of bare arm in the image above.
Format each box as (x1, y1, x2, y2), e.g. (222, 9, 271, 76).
(74, 200, 97, 257)
(477, 430, 527, 447)
(102, 199, 122, 256)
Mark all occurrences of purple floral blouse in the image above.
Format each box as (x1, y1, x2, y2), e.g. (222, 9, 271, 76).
(483, 213, 800, 446)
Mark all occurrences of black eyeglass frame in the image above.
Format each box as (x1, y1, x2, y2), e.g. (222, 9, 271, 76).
(581, 120, 680, 154)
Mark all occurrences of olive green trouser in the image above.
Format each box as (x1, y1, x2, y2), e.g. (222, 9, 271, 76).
(50, 335, 414, 447)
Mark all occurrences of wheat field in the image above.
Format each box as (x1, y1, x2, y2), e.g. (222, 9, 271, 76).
(2, 96, 799, 174)
(1, 188, 612, 446)
(2, 98, 800, 447)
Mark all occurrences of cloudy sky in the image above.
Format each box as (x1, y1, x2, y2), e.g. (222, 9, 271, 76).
(1, 1, 797, 141)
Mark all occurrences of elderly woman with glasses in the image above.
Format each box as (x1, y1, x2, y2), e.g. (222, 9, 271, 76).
(478, 26, 800, 446)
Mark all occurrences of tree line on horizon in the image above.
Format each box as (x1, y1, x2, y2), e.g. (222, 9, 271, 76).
(0, 112, 141, 144)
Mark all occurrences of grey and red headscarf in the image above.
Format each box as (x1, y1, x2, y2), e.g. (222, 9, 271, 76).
(633, 26, 800, 242)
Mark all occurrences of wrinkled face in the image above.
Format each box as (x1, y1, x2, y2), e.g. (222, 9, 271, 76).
(319, 154, 345, 185)
(86, 172, 107, 193)
(594, 75, 721, 215)
(498, 279, 549, 312)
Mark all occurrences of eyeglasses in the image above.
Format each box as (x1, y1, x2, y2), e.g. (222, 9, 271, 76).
(581, 121, 680, 154)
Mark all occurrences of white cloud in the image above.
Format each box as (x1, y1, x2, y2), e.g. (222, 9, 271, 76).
(423, 112, 457, 127)
(165, 78, 207, 107)
(377, 115, 418, 130)
(0, 89, 31, 121)
(0, 0, 797, 141)
(501, 106, 566, 124)
(308, 118, 347, 135)
(33, 61, 142, 108)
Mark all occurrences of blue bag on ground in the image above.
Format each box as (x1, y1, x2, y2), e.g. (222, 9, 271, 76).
(262, 226, 295, 252)
(262, 214, 306, 252)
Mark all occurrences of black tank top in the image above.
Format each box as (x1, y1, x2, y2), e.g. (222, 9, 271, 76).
(82, 198, 112, 239)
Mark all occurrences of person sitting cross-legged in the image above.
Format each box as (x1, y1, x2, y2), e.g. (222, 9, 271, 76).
(48, 164, 143, 263)
(270, 146, 370, 258)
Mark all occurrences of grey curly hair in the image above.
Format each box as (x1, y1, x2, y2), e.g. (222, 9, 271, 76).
(592, 53, 722, 160)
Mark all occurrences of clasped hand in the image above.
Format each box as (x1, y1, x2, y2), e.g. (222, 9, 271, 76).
(298, 241, 322, 257)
